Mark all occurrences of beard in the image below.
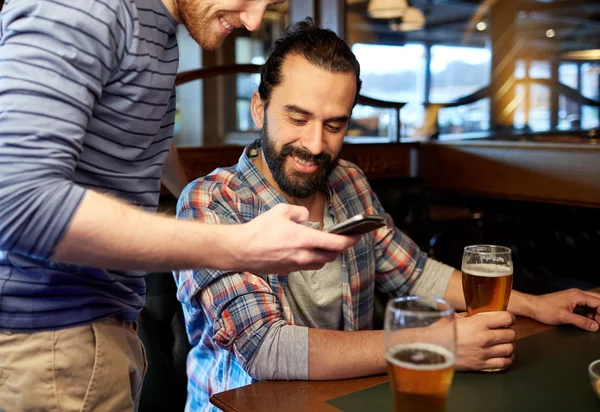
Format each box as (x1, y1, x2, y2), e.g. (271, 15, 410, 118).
(261, 117, 338, 199)
(176, 0, 229, 50)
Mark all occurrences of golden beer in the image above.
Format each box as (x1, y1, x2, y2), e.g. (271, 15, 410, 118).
(462, 264, 513, 316)
(386, 343, 455, 412)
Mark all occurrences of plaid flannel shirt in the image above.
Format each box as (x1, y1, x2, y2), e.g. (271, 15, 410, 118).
(174, 142, 428, 411)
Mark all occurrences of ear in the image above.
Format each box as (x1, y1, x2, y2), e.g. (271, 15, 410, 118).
(250, 91, 265, 130)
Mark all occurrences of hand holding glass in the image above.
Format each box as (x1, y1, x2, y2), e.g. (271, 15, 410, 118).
(384, 296, 456, 412)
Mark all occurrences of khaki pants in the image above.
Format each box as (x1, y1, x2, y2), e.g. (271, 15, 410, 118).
(0, 318, 147, 412)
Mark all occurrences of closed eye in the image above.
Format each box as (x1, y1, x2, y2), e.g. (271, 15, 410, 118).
(325, 124, 343, 133)
(290, 118, 307, 125)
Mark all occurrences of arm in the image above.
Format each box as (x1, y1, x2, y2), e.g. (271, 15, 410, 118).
(53, 188, 355, 272)
(161, 143, 189, 198)
(308, 329, 385, 380)
(444, 270, 600, 332)
(307, 314, 518, 376)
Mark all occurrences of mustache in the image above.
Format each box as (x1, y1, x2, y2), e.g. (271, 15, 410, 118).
(280, 144, 332, 164)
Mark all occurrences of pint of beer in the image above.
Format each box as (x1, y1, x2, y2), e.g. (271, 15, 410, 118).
(384, 297, 456, 412)
(387, 343, 455, 412)
(462, 245, 513, 316)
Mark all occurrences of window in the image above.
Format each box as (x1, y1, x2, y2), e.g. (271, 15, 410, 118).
(514, 60, 552, 132)
(430, 45, 491, 136)
(174, 26, 203, 147)
(235, 37, 265, 133)
(558, 63, 579, 131)
(351, 43, 426, 141)
(581, 63, 600, 129)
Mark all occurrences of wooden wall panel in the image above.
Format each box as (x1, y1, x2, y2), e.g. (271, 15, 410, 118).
(420, 140, 600, 207)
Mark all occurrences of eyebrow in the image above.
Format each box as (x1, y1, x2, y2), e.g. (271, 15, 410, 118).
(283, 104, 349, 123)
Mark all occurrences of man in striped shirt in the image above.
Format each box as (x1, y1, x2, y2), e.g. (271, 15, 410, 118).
(0, 1, 359, 411)
(174, 20, 600, 411)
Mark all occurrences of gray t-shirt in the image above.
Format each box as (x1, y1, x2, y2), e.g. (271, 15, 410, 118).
(286, 209, 344, 330)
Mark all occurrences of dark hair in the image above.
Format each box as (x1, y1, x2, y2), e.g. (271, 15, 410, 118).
(258, 18, 362, 109)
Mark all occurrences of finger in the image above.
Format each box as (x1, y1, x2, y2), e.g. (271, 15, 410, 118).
(485, 342, 515, 359)
(483, 355, 514, 371)
(300, 249, 339, 265)
(279, 204, 309, 224)
(573, 290, 600, 310)
(308, 232, 359, 252)
(561, 311, 600, 332)
(582, 290, 600, 300)
(476, 311, 516, 329)
(488, 327, 517, 345)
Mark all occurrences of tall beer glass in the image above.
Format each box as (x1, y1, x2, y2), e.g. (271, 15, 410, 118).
(462, 245, 513, 316)
(384, 296, 456, 412)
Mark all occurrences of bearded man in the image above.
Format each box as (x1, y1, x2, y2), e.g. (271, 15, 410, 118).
(174, 18, 600, 412)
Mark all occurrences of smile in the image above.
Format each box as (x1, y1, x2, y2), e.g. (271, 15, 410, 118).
(290, 155, 318, 173)
(219, 16, 235, 32)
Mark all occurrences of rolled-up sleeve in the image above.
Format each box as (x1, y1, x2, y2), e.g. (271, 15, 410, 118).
(0, 0, 128, 258)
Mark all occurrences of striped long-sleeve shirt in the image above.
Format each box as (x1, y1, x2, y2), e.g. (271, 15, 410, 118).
(174, 141, 430, 411)
(0, 0, 178, 331)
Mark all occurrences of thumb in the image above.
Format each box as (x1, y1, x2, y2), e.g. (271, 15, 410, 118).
(477, 311, 515, 329)
(562, 311, 600, 332)
(276, 204, 309, 224)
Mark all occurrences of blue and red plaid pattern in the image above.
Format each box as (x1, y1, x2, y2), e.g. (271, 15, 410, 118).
(174, 142, 428, 411)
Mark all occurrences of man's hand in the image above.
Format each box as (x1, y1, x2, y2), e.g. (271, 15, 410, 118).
(455, 311, 516, 371)
(526, 289, 600, 332)
(237, 204, 359, 274)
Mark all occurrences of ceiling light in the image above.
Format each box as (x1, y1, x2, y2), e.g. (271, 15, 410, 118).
(476, 21, 487, 31)
(389, 7, 425, 32)
(368, 0, 409, 19)
(546, 29, 555, 38)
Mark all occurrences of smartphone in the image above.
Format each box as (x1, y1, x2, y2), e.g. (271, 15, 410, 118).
(326, 213, 386, 236)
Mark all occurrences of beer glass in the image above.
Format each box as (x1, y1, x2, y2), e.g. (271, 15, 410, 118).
(462, 245, 513, 316)
(384, 296, 456, 412)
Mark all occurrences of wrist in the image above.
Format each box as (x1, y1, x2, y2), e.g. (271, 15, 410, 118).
(193, 222, 244, 272)
(508, 291, 536, 318)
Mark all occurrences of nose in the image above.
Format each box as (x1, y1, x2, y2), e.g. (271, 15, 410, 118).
(239, 4, 267, 32)
(301, 123, 325, 155)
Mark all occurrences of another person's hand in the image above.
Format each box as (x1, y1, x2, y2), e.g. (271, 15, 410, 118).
(526, 289, 600, 332)
(455, 311, 516, 371)
(238, 204, 359, 274)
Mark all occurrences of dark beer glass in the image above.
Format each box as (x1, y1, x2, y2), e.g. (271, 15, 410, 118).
(384, 297, 456, 412)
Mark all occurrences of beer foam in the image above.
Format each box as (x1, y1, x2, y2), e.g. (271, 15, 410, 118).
(386, 343, 455, 370)
(462, 264, 513, 278)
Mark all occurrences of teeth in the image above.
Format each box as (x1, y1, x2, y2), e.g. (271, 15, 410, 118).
(219, 17, 234, 30)
(293, 156, 315, 166)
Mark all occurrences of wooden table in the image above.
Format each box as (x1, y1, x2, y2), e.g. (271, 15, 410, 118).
(210, 316, 559, 412)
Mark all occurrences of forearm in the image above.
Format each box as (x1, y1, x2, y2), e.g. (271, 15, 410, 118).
(308, 329, 385, 380)
(161, 144, 189, 198)
(52, 190, 241, 271)
(506, 290, 535, 318)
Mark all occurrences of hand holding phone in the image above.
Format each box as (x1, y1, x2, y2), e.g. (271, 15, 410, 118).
(326, 213, 385, 236)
